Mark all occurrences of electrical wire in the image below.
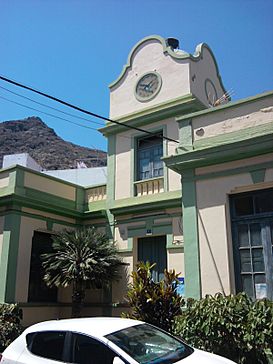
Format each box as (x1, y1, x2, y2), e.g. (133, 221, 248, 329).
(0, 75, 179, 144)
(0, 92, 179, 147)
(0, 84, 105, 127)
(0, 95, 99, 131)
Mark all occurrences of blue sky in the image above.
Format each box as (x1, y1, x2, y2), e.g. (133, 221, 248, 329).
(0, 0, 272, 152)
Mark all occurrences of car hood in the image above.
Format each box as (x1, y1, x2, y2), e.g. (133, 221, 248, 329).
(177, 348, 235, 363)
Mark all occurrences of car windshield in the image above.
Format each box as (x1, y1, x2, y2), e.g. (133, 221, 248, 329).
(105, 323, 193, 364)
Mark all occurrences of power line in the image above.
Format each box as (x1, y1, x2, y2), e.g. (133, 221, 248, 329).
(0, 84, 104, 127)
(0, 95, 99, 131)
(0, 75, 179, 144)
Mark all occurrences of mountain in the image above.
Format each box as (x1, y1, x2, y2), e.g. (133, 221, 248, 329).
(0, 117, 107, 170)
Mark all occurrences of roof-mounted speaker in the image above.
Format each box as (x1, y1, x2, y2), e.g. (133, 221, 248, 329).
(166, 37, 179, 50)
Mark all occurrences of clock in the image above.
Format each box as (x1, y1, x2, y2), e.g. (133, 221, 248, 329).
(205, 79, 217, 107)
(135, 72, 162, 102)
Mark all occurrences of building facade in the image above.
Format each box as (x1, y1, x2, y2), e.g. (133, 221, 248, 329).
(0, 35, 272, 326)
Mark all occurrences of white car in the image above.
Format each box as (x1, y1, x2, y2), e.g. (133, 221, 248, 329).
(0, 317, 236, 364)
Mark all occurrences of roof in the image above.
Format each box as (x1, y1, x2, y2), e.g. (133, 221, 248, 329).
(24, 317, 141, 338)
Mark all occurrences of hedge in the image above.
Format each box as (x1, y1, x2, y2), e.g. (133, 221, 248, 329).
(174, 293, 273, 364)
(0, 303, 23, 352)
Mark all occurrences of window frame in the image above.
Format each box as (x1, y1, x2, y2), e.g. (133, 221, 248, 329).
(26, 330, 68, 362)
(230, 188, 273, 300)
(28, 231, 58, 303)
(136, 132, 164, 182)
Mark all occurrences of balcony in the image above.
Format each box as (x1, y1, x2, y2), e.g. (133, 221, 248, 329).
(86, 184, 107, 202)
(134, 177, 164, 197)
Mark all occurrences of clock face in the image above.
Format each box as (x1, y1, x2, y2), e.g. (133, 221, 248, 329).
(135, 72, 162, 101)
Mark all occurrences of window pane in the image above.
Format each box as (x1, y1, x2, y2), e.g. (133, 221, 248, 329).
(252, 248, 265, 272)
(106, 324, 193, 363)
(71, 333, 115, 364)
(234, 196, 253, 216)
(137, 134, 163, 181)
(28, 331, 65, 361)
(250, 223, 262, 246)
(255, 190, 273, 214)
(254, 275, 267, 299)
(238, 225, 249, 247)
(242, 275, 254, 298)
(240, 250, 252, 272)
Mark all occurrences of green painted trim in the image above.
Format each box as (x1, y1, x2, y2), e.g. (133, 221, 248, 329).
(166, 234, 173, 248)
(8, 171, 17, 193)
(164, 130, 273, 173)
(46, 220, 54, 231)
(118, 237, 134, 253)
(99, 95, 205, 136)
(193, 160, 273, 182)
(24, 187, 76, 210)
(114, 211, 181, 225)
(0, 213, 21, 302)
(110, 190, 182, 216)
(162, 124, 169, 191)
(177, 118, 193, 151)
(109, 35, 225, 93)
(250, 169, 266, 184)
(176, 90, 273, 123)
(182, 170, 201, 299)
(0, 193, 82, 219)
(194, 121, 273, 151)
(128, 237, 133, 251)
(131, 134, 137, 197)
(76, 186, 85, 212)
(86, 200, 107, 213)
(5, 164, 82, 188)
(128, 220, 172, 238)
(107, 135, 116, 204)
(0, 170, 19, 197)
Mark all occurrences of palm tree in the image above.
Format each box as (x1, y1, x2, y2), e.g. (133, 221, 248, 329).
(41, 226, 122, 318)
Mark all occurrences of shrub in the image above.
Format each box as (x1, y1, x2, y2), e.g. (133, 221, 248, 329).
(174, 293, 273, 364)
(0, 303, 23, 352)
(122, 261, 183, 333)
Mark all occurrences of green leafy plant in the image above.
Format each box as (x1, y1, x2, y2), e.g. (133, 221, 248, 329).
(42, 226, 122, 318)
(174, 292, 273, 364)
(0, 303, 23, 352)
(122, 261, 183, 333)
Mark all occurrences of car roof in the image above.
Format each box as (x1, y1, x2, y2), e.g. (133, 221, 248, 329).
(24, 317, 143, 338)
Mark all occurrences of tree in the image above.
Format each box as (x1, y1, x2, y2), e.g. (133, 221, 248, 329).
(42, 226, 122, 318)
(122, 261, 183, 333)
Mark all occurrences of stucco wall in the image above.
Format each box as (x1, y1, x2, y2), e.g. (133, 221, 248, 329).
(190, 46, 226, 108)
(110, 39, 190, 119)
(196, 157, 273, 297)
(192, 97, 273, 142)
(15, 216, 47, 302)
(24, 172, 76, 201)
(0, 216, 4, 268)
(0, 172, 9, 188)
(115, 118, 180, 200)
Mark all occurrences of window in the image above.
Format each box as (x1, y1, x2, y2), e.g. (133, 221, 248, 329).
(106, 323, 193, 363)
(27, 331, 66, 361)
(230, 189, 273, 300)
(28, 231, 57, 302)
(138, 236, 167, 282)
(137, 133, 163, 181)
(70, 333, 116, 364)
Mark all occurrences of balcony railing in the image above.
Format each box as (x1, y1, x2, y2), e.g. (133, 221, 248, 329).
(134, 177, 164, 197)
(86, 184, 107, 202)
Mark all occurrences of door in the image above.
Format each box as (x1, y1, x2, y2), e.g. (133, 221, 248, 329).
(138, 235, 167, 282)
